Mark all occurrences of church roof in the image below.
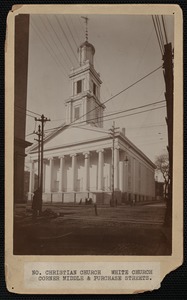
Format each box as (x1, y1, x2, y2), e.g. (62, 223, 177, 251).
(29, 123, 109, 153)
(28, 123, 156, 168)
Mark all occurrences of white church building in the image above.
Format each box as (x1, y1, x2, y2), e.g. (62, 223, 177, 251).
(28, 37, 156, 205)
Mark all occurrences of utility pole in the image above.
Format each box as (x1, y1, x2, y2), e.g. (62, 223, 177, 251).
(109, 121, 119, 206)
(34, 125, 42, 188)
(35, 114, 50, 212)
(163, 42, 173, 229)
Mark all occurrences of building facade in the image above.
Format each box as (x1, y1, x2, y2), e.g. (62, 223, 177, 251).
(28, 37, 156, 204)
(14, 14, 32, 204)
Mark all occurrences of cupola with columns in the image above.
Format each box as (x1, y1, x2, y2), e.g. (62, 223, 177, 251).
(65, 17, 105, 127)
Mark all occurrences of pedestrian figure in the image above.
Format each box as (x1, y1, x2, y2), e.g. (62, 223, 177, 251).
(94, 203, 98, 216)
(32, 188, 42, 220)
(115, 198, 118, 207)
(38, 189, 42, 216)
(32, 189, 39, 220)
(79, 198, 82, 205)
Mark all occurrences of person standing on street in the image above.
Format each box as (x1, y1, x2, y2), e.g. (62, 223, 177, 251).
(32, 188, 41, 220)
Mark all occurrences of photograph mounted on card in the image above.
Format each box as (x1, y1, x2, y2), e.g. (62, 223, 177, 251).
(5, 4, 183, 294)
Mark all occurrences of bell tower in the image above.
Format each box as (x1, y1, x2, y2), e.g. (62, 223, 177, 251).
(65, 17, 105, 127)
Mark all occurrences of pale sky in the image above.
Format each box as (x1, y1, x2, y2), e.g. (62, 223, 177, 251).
(26, 14, 174, 164)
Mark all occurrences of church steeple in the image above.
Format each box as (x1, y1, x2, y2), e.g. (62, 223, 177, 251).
(81, 16, 89, 42)
(78, 40, 95, 66)
(65, 18, 105, 127)
(78, 16, 95, 66)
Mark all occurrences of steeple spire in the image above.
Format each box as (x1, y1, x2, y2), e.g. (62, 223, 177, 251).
(78, 16, 95, 66)
(66, 17, 105, 127)
(81, 16, 89, 41)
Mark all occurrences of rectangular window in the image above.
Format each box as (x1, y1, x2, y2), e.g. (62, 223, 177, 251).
(74, 106, 80, 120)
(93, 81, 97, 96)
(77, 80, 82, 94)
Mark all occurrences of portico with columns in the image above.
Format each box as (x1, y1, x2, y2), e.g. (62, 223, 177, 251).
(28, 30, 156, 204)
(28, 131, 156, 204)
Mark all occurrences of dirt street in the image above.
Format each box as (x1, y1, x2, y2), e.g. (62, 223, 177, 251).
(14, 202, 171, 255)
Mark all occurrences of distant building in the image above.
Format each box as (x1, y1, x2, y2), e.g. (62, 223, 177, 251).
(155, 181, 164, 200)
(14, 14, 32, 204)
(28, 35, 155, 204)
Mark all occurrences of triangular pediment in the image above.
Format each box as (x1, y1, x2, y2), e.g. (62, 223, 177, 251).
(29, 124, 109, 153)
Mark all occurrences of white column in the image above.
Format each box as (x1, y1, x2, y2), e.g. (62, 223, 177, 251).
(97, 149, 104, 190)
(71, 154, 77, 191)
(29, 160, 35, 193)
(124, 157, 128, 192)
(108, 164, 111, 190)
(48, 157, 54, 193)
(114, 147, 119, 190)
(119, 161, 124, 192)
(83, 152, 90, 191)
(133, 158, 136, 196)
(59, 156, 65, 192)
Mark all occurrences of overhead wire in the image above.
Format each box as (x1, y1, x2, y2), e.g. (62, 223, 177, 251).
(161, 15, 168, 44)
(55, 15, 79, 64)
(63, 15, 79, 49)
(39, 15, 73, 70)
(16, 107, 38, 119)
(28, 16, 167, 148)
(45, 15, 75, 68)
(45, 119, 166, 132)
(120, 26, 154, 113)
(48, 99, 165, 125)
(26, 113, 36, 119)
(152, 15, 164, 56)
(43, 65, 164, 133)
(155, 15, 165, 51)
(69, 64, 163, 127)
(81, 15, 113, 98)
(71, 105, 166, 126)
(51, 100, 166, 124)
(70, 125, 109, 134)
(44, 103, 166, 134)
(35, 18, 70, 73)
(46, 16, 74, 67)
(69, 15, 82, 45)
(133, 88, 164, 137)
(15, 104, 41, 116)
(31, 20, 69, 75)
(61, 15, 114, 110)
(84, 100, 166, 123)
